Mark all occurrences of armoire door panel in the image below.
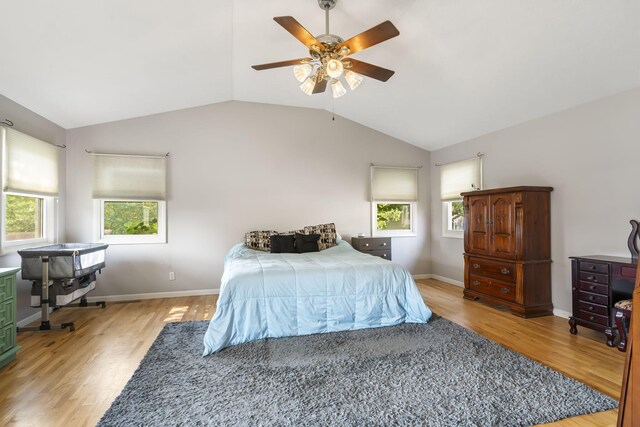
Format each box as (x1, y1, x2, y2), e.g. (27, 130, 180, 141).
(490, 194, 516, 259)
(468, 196, 490, 255)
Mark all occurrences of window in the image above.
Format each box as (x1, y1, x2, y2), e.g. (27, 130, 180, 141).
(92, 153, 167, 244)
(439, 155, 482, 238)
(371, 166, 418, 236)
(97, 200, 166, 244)
(442, 200, 464, 238)
(1, 127, 58, 251)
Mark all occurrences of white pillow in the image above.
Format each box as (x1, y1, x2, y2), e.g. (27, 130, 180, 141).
(336, 231, 342, 241)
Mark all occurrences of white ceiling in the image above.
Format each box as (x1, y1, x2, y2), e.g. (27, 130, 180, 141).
(1, 0, 638, 151)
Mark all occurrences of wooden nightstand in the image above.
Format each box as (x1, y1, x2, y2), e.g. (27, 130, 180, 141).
(351, 237, 392, 260)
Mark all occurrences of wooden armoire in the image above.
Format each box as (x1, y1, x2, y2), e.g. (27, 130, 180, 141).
(462, 186, 553, 317)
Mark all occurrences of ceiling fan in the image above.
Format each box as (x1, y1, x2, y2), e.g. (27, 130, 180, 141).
(251, 0, 399, 98)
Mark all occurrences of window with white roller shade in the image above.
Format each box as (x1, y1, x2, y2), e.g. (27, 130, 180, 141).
(371, 167, 418, 201)
(440, 157, 481, 201)
(92, 155, 166, 200)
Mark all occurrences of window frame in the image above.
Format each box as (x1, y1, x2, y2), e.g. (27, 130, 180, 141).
(1, 191, 55, 252)
(442, 199, 464, 239)
(371, 201, 417, 237)
(95, 199, 167, 245)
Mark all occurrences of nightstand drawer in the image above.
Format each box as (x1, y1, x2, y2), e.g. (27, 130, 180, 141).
(578, 291, 608, 306)
(0, 275, 15, 302)
(578, 311, 609, 326)
(367, 249, 391, 260)
(0, 300, 13, 328)
(351, 237, 390, 251)
(578, 301, 608, 316)
(578, 281, 608, 295)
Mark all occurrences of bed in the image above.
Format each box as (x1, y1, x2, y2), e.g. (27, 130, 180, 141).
(203, 239, 432, 355)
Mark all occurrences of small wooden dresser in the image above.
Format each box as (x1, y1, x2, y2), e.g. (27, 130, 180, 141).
(0, 267, 21, 369)
(462, 186, 553, 317)
(568, 255, 637, 346)
(351, 237, 391, 260)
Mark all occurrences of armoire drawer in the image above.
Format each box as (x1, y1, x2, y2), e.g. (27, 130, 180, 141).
(469, 275, 516, 302)
(468, 258, 516, 283)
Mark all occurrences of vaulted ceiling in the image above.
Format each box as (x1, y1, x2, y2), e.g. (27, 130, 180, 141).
(1, 0, 638, 150)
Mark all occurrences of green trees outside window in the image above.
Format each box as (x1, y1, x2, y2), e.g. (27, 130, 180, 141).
(104, 201, 158, 235)
(5, 194, 43, 241)
(377, 203, 411, 230)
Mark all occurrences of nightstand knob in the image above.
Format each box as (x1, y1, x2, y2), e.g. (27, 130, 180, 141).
(587, 276, 596, 281)
(365, 243, 369, 247)
(589, 315, 595, 321)
(588, 306, 594, 311)
(382, 254, 387, 257)
(382, 242, 387, 246)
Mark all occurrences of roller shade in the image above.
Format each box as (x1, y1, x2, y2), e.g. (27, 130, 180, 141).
(440, 157, 482, 201)
(371, 166, 418, 202)
(2, 126, 59, 196)
(92, 154, 166, 200)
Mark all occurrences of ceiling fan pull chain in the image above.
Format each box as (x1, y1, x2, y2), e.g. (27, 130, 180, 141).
(325, 9, 329, 36)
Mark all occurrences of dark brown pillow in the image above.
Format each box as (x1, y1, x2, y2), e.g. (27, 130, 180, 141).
(270, 234, 296, 253)
(295, 233, 320, 253)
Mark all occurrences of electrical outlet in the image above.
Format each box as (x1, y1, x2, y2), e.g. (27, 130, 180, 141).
(169, 272, 175, 281)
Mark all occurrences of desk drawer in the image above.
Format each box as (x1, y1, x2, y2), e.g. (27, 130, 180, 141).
(578, 291, 608, 306)
(469, 275, 516, 302)
(579, 262, 608, 274)
(579, 271, 609, 284)
(578, 311, 609, 326)
(578, 281, 608, 296)
(469, 258, 516, 283)
(578, 301, 608, 316)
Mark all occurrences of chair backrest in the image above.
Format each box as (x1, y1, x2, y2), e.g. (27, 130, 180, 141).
(628, 219, 639, 261)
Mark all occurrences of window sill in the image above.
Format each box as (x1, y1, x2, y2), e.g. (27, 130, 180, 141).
(442, 231, 463, 239)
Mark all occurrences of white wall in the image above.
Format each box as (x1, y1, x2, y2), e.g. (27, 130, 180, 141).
(430, 88, 640, 313)
(0, 94, 67, 322)
(65, 101, 431, 299)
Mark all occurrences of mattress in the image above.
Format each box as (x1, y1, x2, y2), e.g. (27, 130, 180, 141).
(203, 240, 431, 355)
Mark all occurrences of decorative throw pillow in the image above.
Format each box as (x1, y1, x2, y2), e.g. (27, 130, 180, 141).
(245, 230, 277, 252)
(303, 223, 337, 250)
(270, 234, 296, 253)
(278, 229, 305, 236)
(295, 233, 320, 253)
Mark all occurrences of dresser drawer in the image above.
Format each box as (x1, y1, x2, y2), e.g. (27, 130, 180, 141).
(578, 271, 609, 284)
(578, 311, 609, 326)
(469, 275, 516, 302)
(367, 249, 391, 260)
(351, 237, 391, 251)
(578, 291, 608, 306)
(0, 299, 14, 328)
(0, 275, 15, 302)
(578, 301, 608, 316)
(578, 281, 608, 295)
(579, 261, 609, 274)
(0, 324, 16, 354)
(469, 258, 516, 283)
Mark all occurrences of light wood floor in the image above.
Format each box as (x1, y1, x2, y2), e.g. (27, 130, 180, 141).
(0, 279, 625, 426)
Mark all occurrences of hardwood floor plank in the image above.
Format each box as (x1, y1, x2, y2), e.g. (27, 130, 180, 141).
(0, 282, 623, 426)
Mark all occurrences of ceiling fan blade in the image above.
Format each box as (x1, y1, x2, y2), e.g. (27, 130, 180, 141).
(347, 59, 395, 82)
(252, 58, 313, 71)
(336, 21, 399, 56)
(274, 16, 324, 52)
(312, 78, 328, 94)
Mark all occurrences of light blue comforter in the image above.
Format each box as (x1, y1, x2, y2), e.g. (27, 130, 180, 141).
(203, 240, 431, 355)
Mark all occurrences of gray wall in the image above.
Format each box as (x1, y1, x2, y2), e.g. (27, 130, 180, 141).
(430, 88, 640, 314)
(0, 94, 67, 322)
(65, 101, 432, 299)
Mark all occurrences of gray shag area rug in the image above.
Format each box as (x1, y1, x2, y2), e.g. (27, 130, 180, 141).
(98, 317, 616, 426)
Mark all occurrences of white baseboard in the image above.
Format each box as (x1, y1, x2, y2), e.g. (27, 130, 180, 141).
(553, 309, 571, 319)
(17, 311, 45, 328)
(413, 274, 464, 288)
(86, 288, 220, 303)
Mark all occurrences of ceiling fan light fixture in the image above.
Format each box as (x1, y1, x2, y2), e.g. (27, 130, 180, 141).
(300, 76, 317, 95)
(344, 70, 363, 90)
(293, 63, 313, 82)
(326, 59, 344, 78)
(331, 79, 346, 98)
